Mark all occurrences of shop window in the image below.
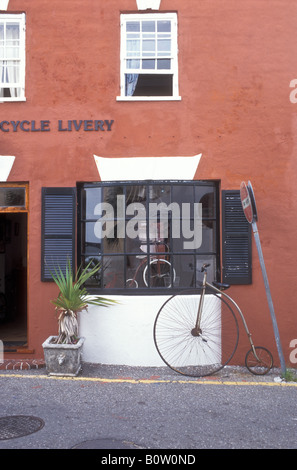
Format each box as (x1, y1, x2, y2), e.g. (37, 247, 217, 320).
(117, 13, 180, 101)
(0, 13, 26, 102)
(77, 181, 220, 293)
(222, 190, 252, 284)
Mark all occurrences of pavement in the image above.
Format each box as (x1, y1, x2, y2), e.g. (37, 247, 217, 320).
(1, 362, 297, 450)
(0, 361, 296, 386)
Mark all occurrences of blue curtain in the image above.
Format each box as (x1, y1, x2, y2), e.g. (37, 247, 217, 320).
(125, 74, 139, 96)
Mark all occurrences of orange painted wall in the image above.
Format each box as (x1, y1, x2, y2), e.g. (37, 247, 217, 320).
(3, 0, 297, 366)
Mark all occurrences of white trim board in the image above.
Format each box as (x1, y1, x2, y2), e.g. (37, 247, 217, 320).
(0, 1, 9, 11)
(0, 156, 15, 181)
(94, 154, 202, 181)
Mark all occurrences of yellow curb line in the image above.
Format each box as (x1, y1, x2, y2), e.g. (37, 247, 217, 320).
(1, 373, 297, 387)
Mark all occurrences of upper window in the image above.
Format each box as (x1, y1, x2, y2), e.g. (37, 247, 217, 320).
(0, 13, 26, 102)
(117, 13, 180, 101)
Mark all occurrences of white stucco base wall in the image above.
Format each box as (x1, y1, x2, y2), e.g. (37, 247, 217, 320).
(79, 296, 170, 366)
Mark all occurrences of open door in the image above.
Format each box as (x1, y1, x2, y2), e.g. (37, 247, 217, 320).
(0, 184, 28, 352)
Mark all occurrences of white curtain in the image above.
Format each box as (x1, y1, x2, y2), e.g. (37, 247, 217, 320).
(0, 23, 20, 98)
(125, 34, 140, 96)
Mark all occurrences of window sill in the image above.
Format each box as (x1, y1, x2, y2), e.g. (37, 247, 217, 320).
(116, 96, 182, 102)
(0, 97, 26, 103)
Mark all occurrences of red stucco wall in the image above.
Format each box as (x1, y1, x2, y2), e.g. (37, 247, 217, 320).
(3, 0, 297, 366)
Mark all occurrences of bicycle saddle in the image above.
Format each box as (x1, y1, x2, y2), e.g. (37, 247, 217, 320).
(212, 281, 230, 291)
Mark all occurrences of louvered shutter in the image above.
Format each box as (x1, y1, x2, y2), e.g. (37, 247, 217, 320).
(222, 190, 252, 284)
(41, 188, 76, 281)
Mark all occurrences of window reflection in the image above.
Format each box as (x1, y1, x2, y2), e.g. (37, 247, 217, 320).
(79, 182, 219, 291)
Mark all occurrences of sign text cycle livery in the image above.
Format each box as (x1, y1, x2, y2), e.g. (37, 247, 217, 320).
(0, 119, 114, 132)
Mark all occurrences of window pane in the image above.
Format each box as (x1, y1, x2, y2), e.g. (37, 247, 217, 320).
(158, 39, 171, 52)
(142, 59, 155, 69)
(157, 20, 171, 32)
(126, 59, 140, 69)
(126, 21, 140, 32)
(82, 255, 103, 288)
(149, 185, 171, 204)
(82, 221, 102, 254)
(126, 184, 147, 204)
(142, 21, 155, 32)
(142, 39, 155, 53)
(0, 187, 25, 207)
(7, 23, 19, 40)
(157, 59, 171, 70)
(127, 74, 172, 97)
(126, 255, 148, 289)
(172, 185, 194, 204)
(172, 254, 195, 288)
(126, 39, 140, 54)
(194, 255, 217, 287)
(199, 221, 216, 252)
(82, 186, 102, 219)
(103, 256, 125, 288)
(195, 186, 216, 218)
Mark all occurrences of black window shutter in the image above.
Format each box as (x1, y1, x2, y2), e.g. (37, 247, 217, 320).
(222, 190, 252, 284)
(41, 187, 76, 281)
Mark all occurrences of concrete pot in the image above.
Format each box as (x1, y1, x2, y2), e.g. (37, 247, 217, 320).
(42, 336, 85, 377)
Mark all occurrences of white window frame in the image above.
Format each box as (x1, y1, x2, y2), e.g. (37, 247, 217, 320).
(117, 12, 181, 101)
(0, 13, 26, 103)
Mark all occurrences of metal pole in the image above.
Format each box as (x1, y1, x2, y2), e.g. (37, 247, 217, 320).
(251, 220, 286, 375)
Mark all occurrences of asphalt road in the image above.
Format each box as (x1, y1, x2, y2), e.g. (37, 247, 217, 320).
(0, 365, 296, 452)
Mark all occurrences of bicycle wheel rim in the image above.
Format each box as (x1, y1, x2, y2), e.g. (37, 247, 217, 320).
(153, 290, 239, 377)
(245, 346, 273, 375)
(143, 259, 175, 287)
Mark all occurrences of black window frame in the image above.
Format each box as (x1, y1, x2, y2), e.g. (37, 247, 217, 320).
(77, 180, 220, 295)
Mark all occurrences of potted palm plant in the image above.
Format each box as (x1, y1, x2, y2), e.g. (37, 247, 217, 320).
(42, 259, 115, 376)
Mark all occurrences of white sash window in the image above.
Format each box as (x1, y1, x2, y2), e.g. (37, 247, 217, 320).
(118, 13, 180, 101)
(0, 13, 26, 102)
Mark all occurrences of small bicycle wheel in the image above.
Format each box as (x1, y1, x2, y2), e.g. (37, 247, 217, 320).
(126, 279, 138, 288)
(153, 290, 239, 377)
(245, 346, 273, 375)
(143, 259, 175, 287)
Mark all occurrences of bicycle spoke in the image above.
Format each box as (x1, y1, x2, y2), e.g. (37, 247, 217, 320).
(143, 259, 175, 288)
(154, 291, 239, 377)
(245, 346, 273, 375)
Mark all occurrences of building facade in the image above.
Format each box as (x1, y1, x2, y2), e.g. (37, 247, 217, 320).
(0, 0, 297, 368)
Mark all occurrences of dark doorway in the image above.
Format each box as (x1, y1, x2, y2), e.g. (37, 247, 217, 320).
(0, 213, 27, 351)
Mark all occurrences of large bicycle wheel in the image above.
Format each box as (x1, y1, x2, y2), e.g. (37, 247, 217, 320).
(245, 346, 273, 375)
(143, 259, 175, 287)
(153, 290, 239, 377)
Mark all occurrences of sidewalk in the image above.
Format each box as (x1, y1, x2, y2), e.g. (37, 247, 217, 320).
(0, 360, 295, 386)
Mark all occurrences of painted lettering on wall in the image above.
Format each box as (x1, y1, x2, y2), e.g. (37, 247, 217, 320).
(0, 119, 114, 132)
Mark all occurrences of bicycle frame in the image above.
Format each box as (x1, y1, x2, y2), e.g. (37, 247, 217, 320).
(196, 268, 260, 361)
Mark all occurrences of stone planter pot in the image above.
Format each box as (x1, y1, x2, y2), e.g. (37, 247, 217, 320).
(136, 0, 161, 10)
(42, 336, 85, 377)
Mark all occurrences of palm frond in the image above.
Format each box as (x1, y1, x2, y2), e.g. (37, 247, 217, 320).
(50, 258, 116, 316)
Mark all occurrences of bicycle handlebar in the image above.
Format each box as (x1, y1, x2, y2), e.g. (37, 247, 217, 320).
(201, 263, 210, 272)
